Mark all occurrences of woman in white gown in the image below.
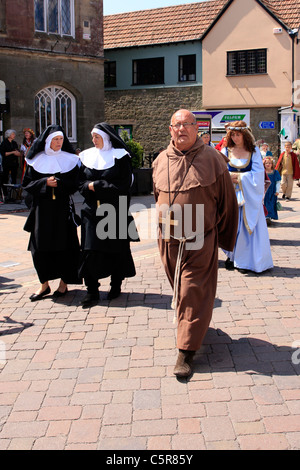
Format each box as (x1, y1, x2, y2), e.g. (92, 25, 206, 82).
(222, 121, 273, 273)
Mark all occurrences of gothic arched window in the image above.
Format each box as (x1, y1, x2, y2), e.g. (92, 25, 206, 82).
(35, 86, 77, 142)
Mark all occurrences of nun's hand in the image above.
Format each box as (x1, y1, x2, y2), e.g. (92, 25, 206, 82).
(88, 182, 95, 192)
(47, 176, 57, 187)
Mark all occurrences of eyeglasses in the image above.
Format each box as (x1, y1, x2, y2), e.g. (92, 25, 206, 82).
(170, 122, 197, 130)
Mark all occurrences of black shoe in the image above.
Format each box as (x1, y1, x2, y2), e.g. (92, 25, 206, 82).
(52, 288, 68, 298)
(107, 286, 121, 300)
(81, 291, 99, 308)
(107, 276, 122, 300)
(282, 194, 285, 199)
(30, 286, 51, 302)
(225, 258, 234, 270)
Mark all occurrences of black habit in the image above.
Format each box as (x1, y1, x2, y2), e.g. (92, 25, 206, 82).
(22, 125, 81, 285)
(78, 123, 138, 289)
(78, 157, 138, 283)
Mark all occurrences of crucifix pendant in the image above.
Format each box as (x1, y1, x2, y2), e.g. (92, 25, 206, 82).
(159, 209, 178, 241)
(97, 200, 101, 208)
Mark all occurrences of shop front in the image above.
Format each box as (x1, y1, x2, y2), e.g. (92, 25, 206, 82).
(193, 109, 250, 146)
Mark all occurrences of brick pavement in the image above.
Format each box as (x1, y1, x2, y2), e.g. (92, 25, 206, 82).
(0, 185, 299, 450)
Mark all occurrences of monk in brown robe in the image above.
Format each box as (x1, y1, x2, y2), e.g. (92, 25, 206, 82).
(152, 110, 238, 378)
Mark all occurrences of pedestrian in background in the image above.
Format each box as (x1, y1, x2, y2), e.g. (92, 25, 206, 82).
(20, 128, 36, 181)
(200, 131, 215, 147)
(215, 136, 227, 151)
(0, 129, 22, 192)
(275, 141, 300, 200)
(259, 143, 273, 158)
(263, 157, 281, 223)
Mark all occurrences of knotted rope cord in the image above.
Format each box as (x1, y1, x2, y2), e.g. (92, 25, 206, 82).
(166, 153, 197, 324)
(170, 234, 195, 324)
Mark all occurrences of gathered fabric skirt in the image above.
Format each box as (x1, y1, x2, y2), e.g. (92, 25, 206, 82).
(79, 242, 136, 283)
(30, 244, 81, 285)
(224, 205, 273, 273)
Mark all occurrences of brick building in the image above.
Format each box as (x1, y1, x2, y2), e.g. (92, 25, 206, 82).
(0, 0, 104, 154)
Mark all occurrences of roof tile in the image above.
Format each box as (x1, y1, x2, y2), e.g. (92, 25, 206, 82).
(104, 0, 300, 49)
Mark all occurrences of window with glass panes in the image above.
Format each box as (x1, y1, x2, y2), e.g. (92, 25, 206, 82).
(132, 58, 164, 86)
(227, 49, 267, 76)
(105, 61, 117, 88)
(34, 0, 74, 36)
(35, 86, 77, 142)
(178, 55, 196, 82)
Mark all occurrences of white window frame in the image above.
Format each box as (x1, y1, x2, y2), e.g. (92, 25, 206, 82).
(34, 0, 75, 37)
(35, 86, 77, 142)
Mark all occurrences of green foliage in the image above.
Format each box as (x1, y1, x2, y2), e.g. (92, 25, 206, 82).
(120, 128, 144, 169)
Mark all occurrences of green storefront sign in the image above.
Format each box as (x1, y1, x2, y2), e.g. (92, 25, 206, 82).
(221, 114, 246, 122)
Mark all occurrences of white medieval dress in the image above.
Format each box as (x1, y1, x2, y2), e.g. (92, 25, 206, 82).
(222, 146, 273, 273)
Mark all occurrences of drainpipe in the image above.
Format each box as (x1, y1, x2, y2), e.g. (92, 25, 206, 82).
(280, 28, 299, 155)
(288, 29, 298, 107)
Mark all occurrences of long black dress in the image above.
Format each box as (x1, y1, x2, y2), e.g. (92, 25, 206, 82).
(0, 138, 19, 186)
(78, 154, 138, 290)
(23, 164, 81, 284)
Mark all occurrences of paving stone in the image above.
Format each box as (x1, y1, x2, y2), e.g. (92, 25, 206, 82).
(1, 189, 300, 449)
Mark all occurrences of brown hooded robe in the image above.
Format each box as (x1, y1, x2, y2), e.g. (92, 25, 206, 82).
(152, 137, 238, 351)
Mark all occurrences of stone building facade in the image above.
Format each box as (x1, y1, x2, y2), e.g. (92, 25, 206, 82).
(0, 0, 104, 153)
(105, 86, 203, 156)
(105, 88, 280, 158)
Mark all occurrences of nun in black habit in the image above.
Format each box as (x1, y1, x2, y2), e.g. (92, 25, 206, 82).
(78, 123, 138, 308)
(22, 125, 81, 301)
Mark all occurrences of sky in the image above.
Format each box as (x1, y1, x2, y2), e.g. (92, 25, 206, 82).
(103, 0, 205, 15)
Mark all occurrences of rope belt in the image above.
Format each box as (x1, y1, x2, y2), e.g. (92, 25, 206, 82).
(170, 234, 195, 324)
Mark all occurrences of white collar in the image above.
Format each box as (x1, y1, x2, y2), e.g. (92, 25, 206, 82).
(79, 146, 128, 170)
(26, 150, 80, 174)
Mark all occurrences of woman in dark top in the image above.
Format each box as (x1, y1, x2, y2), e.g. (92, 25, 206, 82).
(22, 125, 81, 301)
(0, 129, 22, 190)
(78, 123, 138, 308)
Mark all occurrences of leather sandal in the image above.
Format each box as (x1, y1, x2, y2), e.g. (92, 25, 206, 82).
(173, 349, 195, 378)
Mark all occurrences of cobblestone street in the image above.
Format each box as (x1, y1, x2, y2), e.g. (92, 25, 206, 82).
(0, 187, 300, 450)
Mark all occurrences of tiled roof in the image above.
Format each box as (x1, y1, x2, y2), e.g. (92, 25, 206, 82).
(104, 0, 300, 50)
(263, 0, 300, 29)
(104, 0, 228, 49)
